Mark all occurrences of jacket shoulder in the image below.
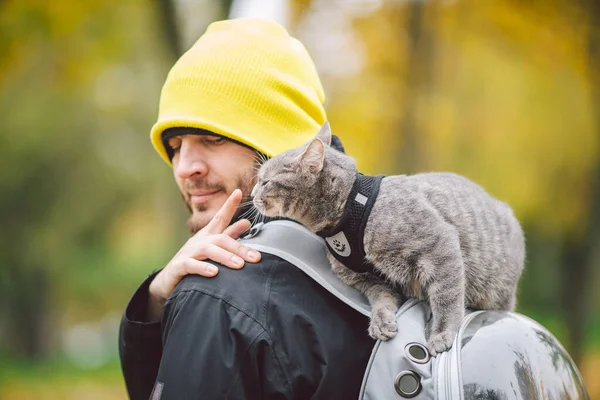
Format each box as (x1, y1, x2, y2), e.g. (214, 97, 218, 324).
(169, 253, 286, 327)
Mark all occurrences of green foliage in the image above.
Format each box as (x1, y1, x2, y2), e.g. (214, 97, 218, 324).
(0, 0, 187, 358)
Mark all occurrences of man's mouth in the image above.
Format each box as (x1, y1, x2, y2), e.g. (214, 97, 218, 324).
(189, 190, 221, 204)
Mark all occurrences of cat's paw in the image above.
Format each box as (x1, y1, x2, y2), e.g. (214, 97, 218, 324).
(427, 331, 455, 356)
(368, 308, 398, 341)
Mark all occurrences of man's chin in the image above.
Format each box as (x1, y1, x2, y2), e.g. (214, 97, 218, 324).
(185, 190, 254, 234)
(185, 193, 226, 233)
(187, 213, 211, 234)
(186, 206, 220, 233)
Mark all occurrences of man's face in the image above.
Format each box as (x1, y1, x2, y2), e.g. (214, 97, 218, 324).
(167, 134, 259, 233)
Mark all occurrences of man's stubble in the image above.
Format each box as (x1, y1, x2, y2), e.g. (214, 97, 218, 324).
(185, 163, 258, 234)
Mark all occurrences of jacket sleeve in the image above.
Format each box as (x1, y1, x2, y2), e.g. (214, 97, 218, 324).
(119, 272, 163, 400)
(155, 287, 293, 400)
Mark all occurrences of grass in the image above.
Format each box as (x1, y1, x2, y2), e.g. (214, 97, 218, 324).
(0, 358, 127, 400)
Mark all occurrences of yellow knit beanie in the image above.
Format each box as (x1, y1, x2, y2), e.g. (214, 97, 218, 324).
(150, 18, 327, 165)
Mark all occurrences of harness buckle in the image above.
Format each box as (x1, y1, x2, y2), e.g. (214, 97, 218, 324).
(242, 222, 265, 239)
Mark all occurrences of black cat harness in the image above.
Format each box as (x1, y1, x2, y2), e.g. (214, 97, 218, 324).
(317, 173, 384, 275)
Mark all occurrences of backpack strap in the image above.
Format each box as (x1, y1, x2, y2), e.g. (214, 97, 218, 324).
(239, 220, 372, 316)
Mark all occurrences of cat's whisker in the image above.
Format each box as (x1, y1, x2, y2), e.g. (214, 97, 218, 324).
(238, 153, 265, 180)
(238, 206, 257, 221)
(248, 208, 265, 230)
(252, 158, 265, 169)
(239, 150, 267, 167)
(248, 207, 262, 223)
(251, 151, 270, 171)
(261, 155, 269, 166)
(237, 203, 256, 218)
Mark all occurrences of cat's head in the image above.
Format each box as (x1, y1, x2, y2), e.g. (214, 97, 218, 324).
(252, 122, 356, 233)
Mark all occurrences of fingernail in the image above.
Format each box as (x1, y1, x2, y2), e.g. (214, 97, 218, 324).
(248, 250, 260, 260)
(208, 265, 218, 274)
(232, 255, 243, 267)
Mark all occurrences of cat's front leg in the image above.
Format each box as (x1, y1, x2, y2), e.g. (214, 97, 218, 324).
(425, 252, 466, 356)
(328, 253, 402, 341)
(365, 285, 402, 341)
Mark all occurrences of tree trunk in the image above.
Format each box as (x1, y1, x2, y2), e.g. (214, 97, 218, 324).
(1, 253, 50, 359)
(9, 266, 50, 359)
(561, 232, 595, 364)
(398, 2, 434, 173)
(154, 0, 183, 60)
(154, 0, 235, 61)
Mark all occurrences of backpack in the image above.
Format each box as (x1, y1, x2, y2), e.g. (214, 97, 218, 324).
(240, 220, 590, 400)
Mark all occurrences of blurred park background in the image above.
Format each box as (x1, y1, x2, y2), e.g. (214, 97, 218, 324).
(1, 0, 599, 398)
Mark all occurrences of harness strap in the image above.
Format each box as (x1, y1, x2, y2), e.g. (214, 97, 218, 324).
(317, 173, 384, 274)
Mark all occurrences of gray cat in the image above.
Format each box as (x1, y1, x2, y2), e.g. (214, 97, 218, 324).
(252, 122, 525, 355)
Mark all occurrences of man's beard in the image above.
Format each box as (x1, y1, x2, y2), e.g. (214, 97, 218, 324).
(185, 169, 256, 234)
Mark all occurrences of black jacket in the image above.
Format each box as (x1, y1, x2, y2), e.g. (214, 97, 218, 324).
(119, 253, 375, 399)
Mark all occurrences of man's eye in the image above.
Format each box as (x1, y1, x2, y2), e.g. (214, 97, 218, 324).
(167, 138, 182, 151)
(206, 136, 226, 145)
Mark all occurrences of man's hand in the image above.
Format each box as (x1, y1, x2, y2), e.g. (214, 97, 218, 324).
(147, 189, 261, 321)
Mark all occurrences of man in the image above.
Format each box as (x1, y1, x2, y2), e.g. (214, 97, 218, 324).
(119, 18, 374, 399)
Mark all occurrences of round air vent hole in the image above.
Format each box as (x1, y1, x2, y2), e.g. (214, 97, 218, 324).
(405, 343, 430, 364)
(394, 370, 422, 398)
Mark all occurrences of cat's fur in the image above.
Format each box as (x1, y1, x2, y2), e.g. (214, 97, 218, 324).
(252, 123, 525, 355)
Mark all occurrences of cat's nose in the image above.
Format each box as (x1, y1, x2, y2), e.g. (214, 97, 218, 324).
(251, 183, 258, 198)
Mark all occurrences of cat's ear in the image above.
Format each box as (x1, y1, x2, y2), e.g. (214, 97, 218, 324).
(315, 122, 332, 146)
(298, 138, 325, 173)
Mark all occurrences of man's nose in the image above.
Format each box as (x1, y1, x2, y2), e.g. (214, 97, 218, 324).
(174, 141, 209, 179)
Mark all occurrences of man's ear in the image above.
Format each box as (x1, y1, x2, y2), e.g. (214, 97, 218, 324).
(298, 138, 325, 173)
(315, 122, 332, 146)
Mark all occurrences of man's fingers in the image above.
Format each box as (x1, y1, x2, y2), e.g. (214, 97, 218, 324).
(200, 243, 246, 270)
(204, 189, 242, 234)
(224, 219, 251, 239)
(182, 258, 219, 277)
(216, 234, 261, 263)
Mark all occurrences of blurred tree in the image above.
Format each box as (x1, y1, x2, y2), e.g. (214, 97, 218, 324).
(558, 0, 600, 364)
(153, 0, 234, 61)
(0, 0, 234, 362)
(154, 0, 182, 60)
(398, 1, 435, 174)
(0, 0, 171, 360)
